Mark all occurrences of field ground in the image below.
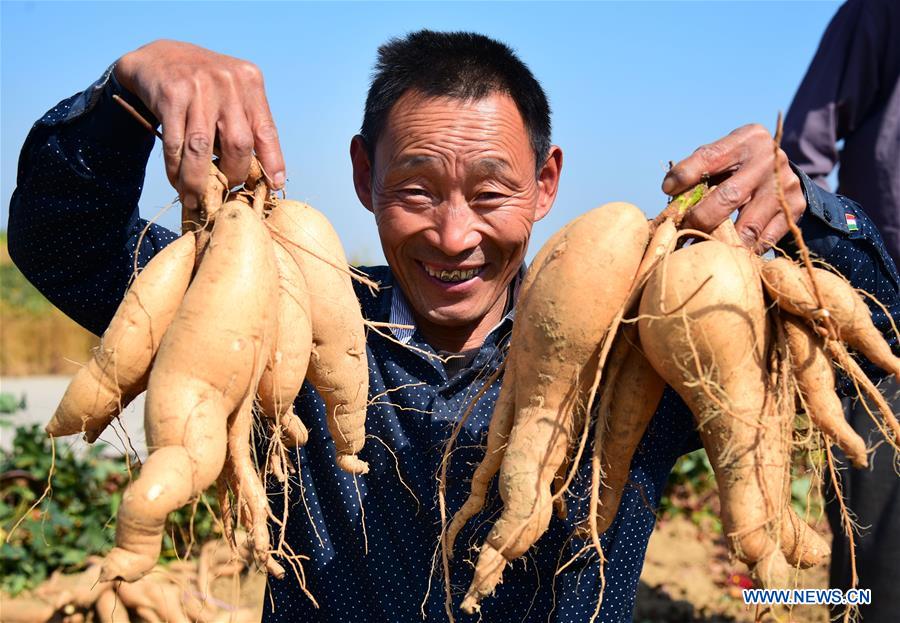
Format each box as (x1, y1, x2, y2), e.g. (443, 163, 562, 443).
(635, 516, 830, 622)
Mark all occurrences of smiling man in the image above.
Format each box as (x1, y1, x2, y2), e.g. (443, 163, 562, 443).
(352, 84, 560, 353)
(8, 31, 899, 622)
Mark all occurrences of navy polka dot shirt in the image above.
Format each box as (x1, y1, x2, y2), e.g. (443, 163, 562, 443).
(8, 69, 899, 622)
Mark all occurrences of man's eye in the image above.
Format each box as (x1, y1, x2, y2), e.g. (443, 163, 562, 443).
(400, 188, 431, 199)
(475, 192, 506, 202)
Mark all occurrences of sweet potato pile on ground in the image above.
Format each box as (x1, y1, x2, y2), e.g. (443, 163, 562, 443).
(40, 155, 371, 592)
(441, 184, 899, 620)
(1, 536, 261, 623)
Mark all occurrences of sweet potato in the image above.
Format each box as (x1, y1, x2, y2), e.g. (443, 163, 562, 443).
(265, 199, 369, 474)
(593, 329, 665, 534)
(101, 200, 278, 582)
(0, 595, 56, 623)
(34, 564, 104, 610)
(638, 240, 824, 585)
(221, 395, 285, 578)
(444, 215, 587, 554)
(95, 589, 132, 623)
(113, 575, 194, 623)
(47, 232, 196, 442)
(456, 202, 649, 613)
(444, 349, 517, 556)
(588, 216, 679, 536)
(783, 314, 868, 467)
(761, 257, 900, 381)
(257, 239, 313, 449)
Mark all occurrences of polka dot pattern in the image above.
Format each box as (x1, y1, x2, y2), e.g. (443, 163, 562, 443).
(7, 74, 899, 623)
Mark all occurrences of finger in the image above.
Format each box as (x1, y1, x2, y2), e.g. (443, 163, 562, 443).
(245, 83, 286, 188)
(737, 152, 805, 253)
(216, 110, 254, 187)
(682, 151, 772, 236)
(662, 124, 763, 195)
(755, 211, 790, 254)
(179, 101, 216, 208)
(160, 100, 188, 192)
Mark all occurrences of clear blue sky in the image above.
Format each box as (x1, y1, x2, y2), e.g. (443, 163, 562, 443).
(1, 1, 840, 263)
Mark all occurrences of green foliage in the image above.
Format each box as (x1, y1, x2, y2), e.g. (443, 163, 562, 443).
(788, 448, 825, 520)
(660, 447, 825, 531)
(0, 393, 26, 430)
(659, 449, 721, 530)
(0, 393, 27, 415)
(0, 263, 54, 314)
(0, 231, 54, 314)
(0, 411, 220, 595)
(0, 424, 119, 594)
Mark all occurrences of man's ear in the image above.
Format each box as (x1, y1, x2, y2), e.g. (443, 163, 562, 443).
(534, 145, 563, 222)
(350, 134, 374, 212)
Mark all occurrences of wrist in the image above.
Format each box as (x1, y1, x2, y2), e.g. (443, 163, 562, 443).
(108, 64, 159, 130)
(112, 52, 136, 95)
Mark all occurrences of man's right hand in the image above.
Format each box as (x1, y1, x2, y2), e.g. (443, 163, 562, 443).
(114, 40, 285, 211)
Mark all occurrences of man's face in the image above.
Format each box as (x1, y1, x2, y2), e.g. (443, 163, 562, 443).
(351, 90, 560, 330)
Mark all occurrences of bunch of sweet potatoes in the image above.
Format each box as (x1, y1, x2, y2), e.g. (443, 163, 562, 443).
(444, 189, 899, 617)
(47, 161, 369, 585)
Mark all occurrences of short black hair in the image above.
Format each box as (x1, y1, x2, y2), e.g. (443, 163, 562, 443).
(360, 30, 551, 174)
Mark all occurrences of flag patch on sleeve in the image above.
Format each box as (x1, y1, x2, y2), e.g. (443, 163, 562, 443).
(846, 213, 859, 231)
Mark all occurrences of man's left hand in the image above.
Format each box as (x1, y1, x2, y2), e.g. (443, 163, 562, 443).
(662, 123, 806, 253)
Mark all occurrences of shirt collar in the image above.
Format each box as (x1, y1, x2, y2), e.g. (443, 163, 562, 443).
(389, 264, 525, 345)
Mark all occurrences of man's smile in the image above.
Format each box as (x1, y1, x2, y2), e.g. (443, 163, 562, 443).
(418, 260, 486, 291)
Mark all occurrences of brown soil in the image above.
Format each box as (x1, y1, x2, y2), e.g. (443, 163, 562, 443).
(635, 516, 831, 623)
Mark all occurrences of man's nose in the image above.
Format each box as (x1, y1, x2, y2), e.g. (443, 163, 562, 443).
(432, 198, 482, 258)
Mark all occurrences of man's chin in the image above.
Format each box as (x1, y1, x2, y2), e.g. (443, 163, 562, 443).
(408, 292, 502, 329)
(402, 274, 507, 329)
(418, 304, 486, 328)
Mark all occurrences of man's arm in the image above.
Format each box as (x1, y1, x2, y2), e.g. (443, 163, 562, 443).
(7, 68, 177, 336)
(8, 41, 287, 336)
(781, 0, 882, 189)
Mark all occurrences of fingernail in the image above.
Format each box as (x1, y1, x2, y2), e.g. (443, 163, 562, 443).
(662, 174, 676, 195)
(757, 237, 778, 255)
(739, 229, 757, 248)
(273, 171, 286, 188)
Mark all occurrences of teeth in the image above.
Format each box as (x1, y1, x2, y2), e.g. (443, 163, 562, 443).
(424, 265, 480, 282)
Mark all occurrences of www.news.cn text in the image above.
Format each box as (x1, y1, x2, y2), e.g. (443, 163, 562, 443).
(742, 588, 871, 606)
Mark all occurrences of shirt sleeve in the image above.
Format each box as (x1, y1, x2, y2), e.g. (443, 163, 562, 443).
(6, 66, 179, 337)
(781, 0, 882, 189)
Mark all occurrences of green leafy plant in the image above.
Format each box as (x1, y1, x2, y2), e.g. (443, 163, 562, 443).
(659, 449, 721, 530)
(660, 445, 825, 533)
(0, 392, 26, 430)
(1, 417, 219, 595)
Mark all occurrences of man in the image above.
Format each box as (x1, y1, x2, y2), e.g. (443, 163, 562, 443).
(783, 1, 900, 620)
(783, 0, 899, 267)
(8, 32, 899, 622)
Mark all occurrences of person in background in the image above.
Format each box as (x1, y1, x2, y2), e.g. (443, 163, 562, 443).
(783, 1, 899, 620)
